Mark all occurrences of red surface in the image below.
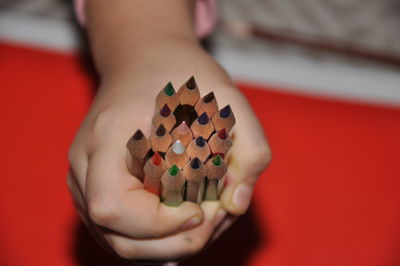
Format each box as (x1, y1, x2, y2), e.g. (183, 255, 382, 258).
(1, 41, 400, 266)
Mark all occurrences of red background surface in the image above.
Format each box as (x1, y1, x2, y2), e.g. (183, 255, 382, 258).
(1, 42, 400, 266)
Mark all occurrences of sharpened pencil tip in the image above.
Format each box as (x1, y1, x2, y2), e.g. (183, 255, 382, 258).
(169, 165, 179, 176)
(220, 105, 232, 118)
(212, 155, 222, 166)
(186, 76, 197, 90)
(190, 157, 201, 169)
(132, 129, 144, 140)
(218, 128, 228, 140)
(196, 136, 206, 147)
(176, 121, 189, 134)
(203, 92, 215, 103)
(172, 140, 185, 155)
(160, 104, 171, 117)
(198, 112, 209, 125)
(163, 82, 175, 96)
(152, 152, 162, 166)
(156, 124, 166, 136)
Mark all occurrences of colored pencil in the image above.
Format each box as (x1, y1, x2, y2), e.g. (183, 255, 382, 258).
(190, 112, 215, 139)
(165, 140, 190, 169)
(187, 136, 211, 162)
(177, 76, 200, 106)
(194, 91, 219, 117)
(208, 128, 233, 158)
(150, 124, 172, 153)
(126, 129, 151, 180)
(211, 105, 236, 133)
(143, 152, 169, 196)
(152, 104, 177, 132)
(171, 121, 194, 147)
(155, 82, 180, 111)
(127, 129, 152, 164)
(161, 165, 186, 206)
(204, 155, 227, 201)
(183, 158, 206, 203)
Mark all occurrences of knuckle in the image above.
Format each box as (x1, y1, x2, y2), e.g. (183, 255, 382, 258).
(254, 145, 272, 169)
(67, 145, 79, 166)
(186, 237, 207, 255)
(245, 142, 272, 171)
(87, 198, 118, 227)
(109, 237, 137, 260)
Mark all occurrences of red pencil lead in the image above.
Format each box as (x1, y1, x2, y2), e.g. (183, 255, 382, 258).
(218, 128, 228, 140)
(152, 152, 162, 166)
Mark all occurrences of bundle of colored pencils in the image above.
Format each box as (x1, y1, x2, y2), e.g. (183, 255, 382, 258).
(127, 77, 235, 206)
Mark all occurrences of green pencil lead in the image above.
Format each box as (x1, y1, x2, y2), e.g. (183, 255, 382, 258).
(164, 82, 175, 96)
(212, 155, 222, 166)
(169, 164, 179, 176)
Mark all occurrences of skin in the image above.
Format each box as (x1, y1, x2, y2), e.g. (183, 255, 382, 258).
(67, 0, 271, 263)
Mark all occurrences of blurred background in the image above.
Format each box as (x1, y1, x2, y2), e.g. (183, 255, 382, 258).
(1, 1, 400, 265)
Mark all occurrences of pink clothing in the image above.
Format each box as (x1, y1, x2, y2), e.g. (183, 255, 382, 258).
(74, 0, 217, 38)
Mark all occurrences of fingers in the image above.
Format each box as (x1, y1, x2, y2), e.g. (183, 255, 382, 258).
(102, 202, 221, 261)
(86, 144, 204, 239)
(220, 96, 271, 215)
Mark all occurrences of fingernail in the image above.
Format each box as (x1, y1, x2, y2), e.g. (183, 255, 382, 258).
(232, 184, 252, 213)
(180, 216, 202, 231)
(214, 209, 227, 226)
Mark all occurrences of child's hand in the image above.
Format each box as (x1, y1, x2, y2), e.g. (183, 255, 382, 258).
(67, 74, 270, 262)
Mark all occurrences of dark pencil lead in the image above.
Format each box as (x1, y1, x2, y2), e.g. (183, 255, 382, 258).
(218, 128, 228, 140)
(220, 105, 231, 118)
(196, 136, 206, 147)
(160, 104, 171, 117)
(198, 112, 209, 125)
(203, 92, 215, 103)
(132, 129, 144, 140)
(156, 124, 166, 137)
(186, 76, 197, 90)
(190, 157, 201, 169)
(163, 82, 175, 96)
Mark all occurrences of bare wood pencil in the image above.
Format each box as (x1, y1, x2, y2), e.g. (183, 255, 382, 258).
(171, 121, 194, 147)
(183, 158, 206, 203)
(161, 165, 186, 206)
(208, 128, 233, 158)
(190, 112, 215, 139)
(150, 124, 172, 153)
(177, 76, 200, 106)
(187, 136, 211, 162)
(155, 82, 180, 111)
(165, 140, 190, 169)
(152, 104, 176, 132)
(143, 152, 169, 196)
(211, 105, 236, 133)
(204, 155, 227, 201)
(194, 91, 219, 118)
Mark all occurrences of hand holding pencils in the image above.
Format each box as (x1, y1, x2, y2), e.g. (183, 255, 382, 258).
(127, 77, 236, 206)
